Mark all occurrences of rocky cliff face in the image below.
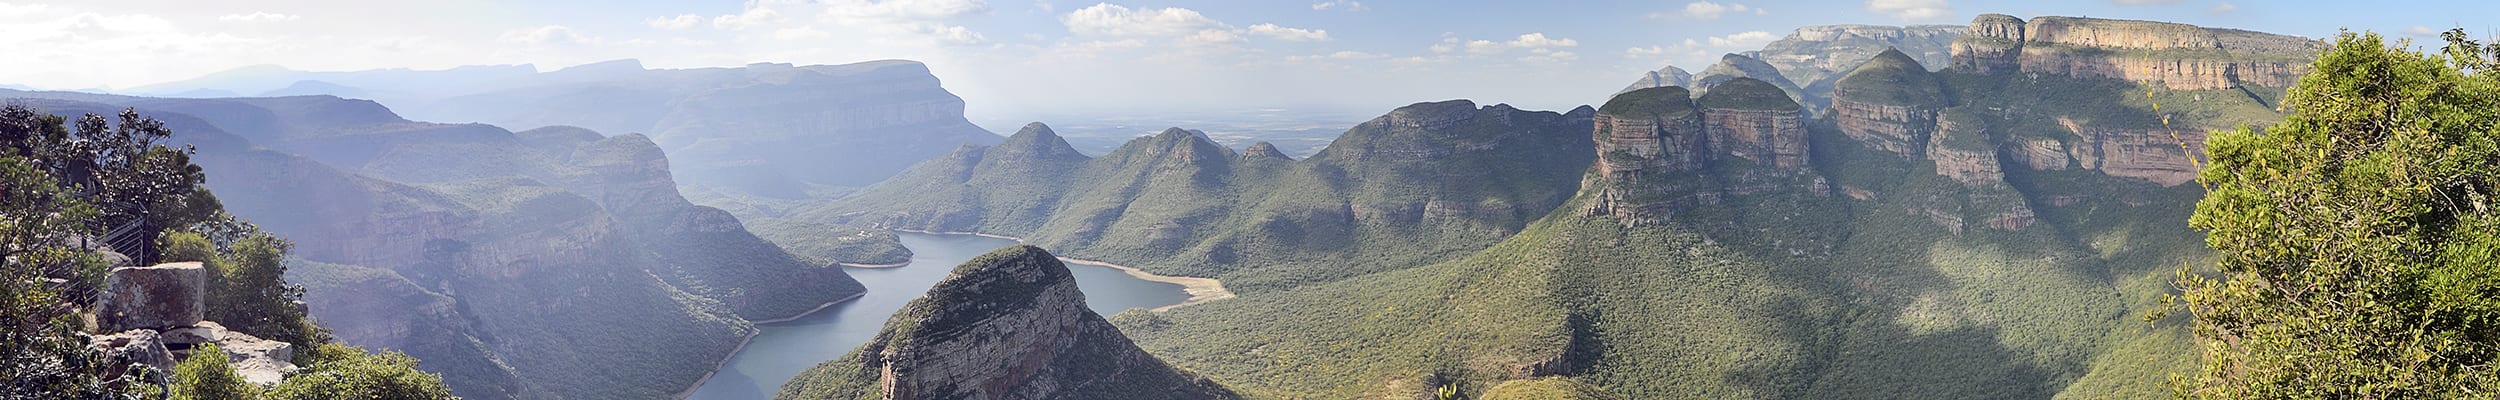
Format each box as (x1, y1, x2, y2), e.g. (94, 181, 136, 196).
(1587, 79, 1819, 224)
(1948, 14, 2321, 90)
(2054, 117, 2211, 186)
(1829, 49, 1947, 158)
(776, 246, 1240, 400)
(1925, 108, 2002, 185)
(1698, 78, 1809, 169)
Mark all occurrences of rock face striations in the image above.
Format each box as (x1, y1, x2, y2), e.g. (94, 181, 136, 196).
(1587, 78, 1818, 224)
(1829, 49, 1949, 158)
(1949, 14, 2321, 90)
(776, 246, 1241, 400)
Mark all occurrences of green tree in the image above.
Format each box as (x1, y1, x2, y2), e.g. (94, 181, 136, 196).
(171, 343, 261, 400)
(2178, 30, 2500, 398)
(0, 111, 135, 398)
(265, 344, 458, 400)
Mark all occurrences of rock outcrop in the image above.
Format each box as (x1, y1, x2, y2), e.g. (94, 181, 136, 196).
(1829, 49, 1948, 158)
(775, 246, 1241, 400)
(97, 262, 206, 332)
(2055, 117, 2211, 186)
(85, 263, 307, 386)
(1698, 78, 1809, 169)
(1587, 80, 1819, 223)
(1926, 108, 2003, 185)
(1241, 141, 1291, 161)
(87, 329, 177, 382)
(1947, 14, 2321, 90)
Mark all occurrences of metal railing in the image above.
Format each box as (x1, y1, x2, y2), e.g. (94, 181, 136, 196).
(100, 218, 154, 266)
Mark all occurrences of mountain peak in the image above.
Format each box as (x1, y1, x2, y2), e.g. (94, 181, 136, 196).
(1833, 47, 1944, 107)
(1242, 141, 1291, 161)
(1696, 77, 1800, 111)
(1598, 86, 1696, 118)
(776, 245, 1241, 400)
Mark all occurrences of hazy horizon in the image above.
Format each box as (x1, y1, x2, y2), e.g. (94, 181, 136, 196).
(5, 0, 2490, 123)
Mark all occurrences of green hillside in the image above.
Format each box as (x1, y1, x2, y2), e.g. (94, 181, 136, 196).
(804, 101, 1597, 291)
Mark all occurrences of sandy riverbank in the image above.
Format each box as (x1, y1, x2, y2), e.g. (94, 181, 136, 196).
(888, 229, 1236, 311)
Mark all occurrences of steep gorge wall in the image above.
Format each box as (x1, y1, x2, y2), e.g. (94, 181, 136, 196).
(1948, 14, 2319, 90)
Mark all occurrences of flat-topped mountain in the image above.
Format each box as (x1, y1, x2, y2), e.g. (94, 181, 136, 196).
(776, 246, 1240, 400)
(126, 59, 1003, 195)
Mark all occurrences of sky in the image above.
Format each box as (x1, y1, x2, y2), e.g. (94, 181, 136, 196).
(0, 0, 2492, 122)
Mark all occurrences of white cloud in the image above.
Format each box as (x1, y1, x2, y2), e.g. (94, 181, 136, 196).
(645, 14, 701, 30)
(1285, 50, 1377, 63)
(2209, 1, 2238, 14)
(1707, 31, 1777, 47)
(217, 12, 298, 22)
(712, 7, 783, 30)
(1183, 29, 1242, 45)
(2112, 0, 2181, 4)
(1062, 3, 1225, 37)
(775, 26, 833, 40)
(1434, 32, 1579, 61)
(1865, 0, 1950, 20)
(1060, 4, 1327, 50)
(823, 0, 991, 21)
(1311, 1, 1367, 12)
(1675, 2, 1762, 20)
(1506, 33, 1577, 48)
(1626, 45, 1666, 57)
(2406, 25, 2440, 36)
(499, 25, 597, 46)
(0, 3, 49, 17)
(1247, 23, 1329, 41)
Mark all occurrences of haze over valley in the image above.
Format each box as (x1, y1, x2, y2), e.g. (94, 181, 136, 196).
(3, 1, 2496, 400)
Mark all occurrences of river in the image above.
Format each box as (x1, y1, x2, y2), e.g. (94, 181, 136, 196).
(682, 232, 1193, 399)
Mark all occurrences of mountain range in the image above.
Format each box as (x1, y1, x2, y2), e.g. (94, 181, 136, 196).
(12, 10, 2337, 400)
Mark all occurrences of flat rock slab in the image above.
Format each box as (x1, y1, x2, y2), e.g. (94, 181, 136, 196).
(97, 262, 206, 332)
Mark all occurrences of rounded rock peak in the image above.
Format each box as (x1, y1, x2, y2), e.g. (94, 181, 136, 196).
(1599, 86, 1696, 117)
(1697, 77, 1800, 111)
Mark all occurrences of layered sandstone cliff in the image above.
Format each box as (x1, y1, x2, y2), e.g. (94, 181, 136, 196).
(775, 246, 1240, 400)
(1948, 14, 2321, 90)
(1829, 49, 1947, 158)
(1587, 79, 1818, 224)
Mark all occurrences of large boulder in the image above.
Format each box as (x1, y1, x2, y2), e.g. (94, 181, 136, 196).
(86, 329, 176, 384)
(96, 262, 206, 332)
(213, 330, 297, 386)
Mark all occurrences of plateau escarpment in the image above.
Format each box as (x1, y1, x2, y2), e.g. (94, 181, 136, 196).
(1950, 14, 2321, 91)
(775, 246, 1240, 400)
(1940, 14, 2312, 186)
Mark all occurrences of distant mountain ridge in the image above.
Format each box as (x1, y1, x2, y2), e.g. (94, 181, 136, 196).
(806, 100, 1598, 292)
(123, 59, 1004, 194)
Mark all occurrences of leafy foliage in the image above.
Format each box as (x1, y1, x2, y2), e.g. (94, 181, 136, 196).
(170, 344, 260, 400)
(265, 345, 459, 400)
(2174, 31, 2500, 398)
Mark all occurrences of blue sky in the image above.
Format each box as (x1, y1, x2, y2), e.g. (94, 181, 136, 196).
(2, 0, 2491, 121)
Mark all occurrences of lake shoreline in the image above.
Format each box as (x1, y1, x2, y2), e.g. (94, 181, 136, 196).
(889, 229, 1236, 311)
(675, 291, 866, 400)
